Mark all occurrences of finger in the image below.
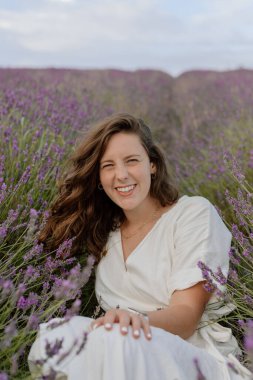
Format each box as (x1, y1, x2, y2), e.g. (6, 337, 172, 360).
(140, 317, 152, 340)
(89, 317, 104, 331)
(118, 311, 131, 335)
(103, 309, 117, 330)
(129, 314, 142, 339)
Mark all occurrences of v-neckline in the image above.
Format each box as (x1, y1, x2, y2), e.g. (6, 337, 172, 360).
(119, 195, 186, 265)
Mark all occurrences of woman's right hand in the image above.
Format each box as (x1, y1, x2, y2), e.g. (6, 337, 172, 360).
(89, 308, 152, 340)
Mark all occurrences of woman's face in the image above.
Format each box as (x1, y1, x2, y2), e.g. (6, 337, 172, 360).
(99, 132, 156, 213)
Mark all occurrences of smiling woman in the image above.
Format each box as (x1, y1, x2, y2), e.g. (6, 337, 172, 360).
(28, 114, 251, 379)
(99, 133, 156, 213)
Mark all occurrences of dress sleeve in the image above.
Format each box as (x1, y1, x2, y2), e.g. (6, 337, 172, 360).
(168, 196, 232, 298)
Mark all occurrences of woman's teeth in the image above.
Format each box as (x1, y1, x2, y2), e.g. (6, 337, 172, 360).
(116, 185, 135, 193)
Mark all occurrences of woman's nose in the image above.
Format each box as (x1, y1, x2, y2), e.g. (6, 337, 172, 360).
(115, 164, 128, 180)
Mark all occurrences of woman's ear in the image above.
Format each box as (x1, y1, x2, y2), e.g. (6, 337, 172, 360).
(150, 162, 156, 174)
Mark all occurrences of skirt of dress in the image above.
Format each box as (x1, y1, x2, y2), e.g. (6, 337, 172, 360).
(28, 316, 250, 380)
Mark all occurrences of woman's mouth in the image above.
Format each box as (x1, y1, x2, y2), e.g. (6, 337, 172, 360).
(115, 184, 136, 195)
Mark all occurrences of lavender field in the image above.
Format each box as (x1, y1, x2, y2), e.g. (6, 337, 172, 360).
(0, 68, 253, 379)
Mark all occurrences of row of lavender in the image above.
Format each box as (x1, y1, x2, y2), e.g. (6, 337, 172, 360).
(0, 68, 252, 378)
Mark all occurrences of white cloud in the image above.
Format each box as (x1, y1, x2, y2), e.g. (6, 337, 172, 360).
(0, 19, 12, 29)
(0, 0, 253, 74)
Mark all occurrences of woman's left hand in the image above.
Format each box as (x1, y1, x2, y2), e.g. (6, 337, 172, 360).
(89, 308, 152, 340)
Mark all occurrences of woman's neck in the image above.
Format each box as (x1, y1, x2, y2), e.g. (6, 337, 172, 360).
(123, 199, 161, 227)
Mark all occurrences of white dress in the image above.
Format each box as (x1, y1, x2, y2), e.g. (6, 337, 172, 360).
(28, 195, 252, 379)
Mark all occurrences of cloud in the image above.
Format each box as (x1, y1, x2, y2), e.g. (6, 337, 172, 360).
(0, 0, 253, 74)
(0, 19, 12, 29)
(0, 1, 182, 52)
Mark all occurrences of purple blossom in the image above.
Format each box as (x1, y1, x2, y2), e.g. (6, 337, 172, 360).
(27, 292, 39, 307)
(45, 256, 59, 272)
(242, 249, 250, 257)
(54, 279, 78, 300)
(228, 269, 238, 282)
(0, 182, 7, 203)
(0, 373, 8, 380)
(17, 296, 29, 310)
(197, 261, 217, 293)
(25, 265, 40, 279)
(15, 283, 26, 298)
(244, 320, 253, 351)
(20, 165, 31, 184)
(0, 226, 7, 240)
(30, 208, 38, 218)
(244, 295, 253, 306)
(228, 247, 240, 265)
(42, 281, 50, 293)
(17, 292, 39, 310)
(238, 320, 246, 328)
(27, 314, 40, 330)
(65, 299, 81, 319)
(45, 338, 64, 358)
(76, 332, 88, 355)
(4, 320, 17, 335)
(214, 267, 227, 285)
(23, 243, 43, 261)
(4, 320, 18, 346)
(0, 279, 14, 296)
(5, 207, 21, 225)
(55, 237, 76, 259)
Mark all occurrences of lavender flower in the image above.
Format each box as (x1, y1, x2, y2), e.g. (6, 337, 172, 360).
(45, 338, 64, 358)
(27, 314, 40, 330)
(0, 226, 7, 241)
(0, 373, 8, 380)
(55, 238, 76, 259)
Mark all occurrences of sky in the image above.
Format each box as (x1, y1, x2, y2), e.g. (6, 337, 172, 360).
(0, 0, 253, 76)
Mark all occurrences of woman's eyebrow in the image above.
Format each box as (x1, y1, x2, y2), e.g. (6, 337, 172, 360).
(124, 154, 141, 159)
(100, 154, 141, 164)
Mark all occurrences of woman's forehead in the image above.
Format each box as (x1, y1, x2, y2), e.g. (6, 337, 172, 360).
(101, 132, 145, 159)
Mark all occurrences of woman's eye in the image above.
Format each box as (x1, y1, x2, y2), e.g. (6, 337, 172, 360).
(102, 164, 113, 169)
(127, 159, 138, 163)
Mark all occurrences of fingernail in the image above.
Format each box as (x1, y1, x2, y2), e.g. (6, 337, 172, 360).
(121, 326, 128, 333)
(105, 323, 112, 329)
(147, 333, 152, 339)
(133, 330, 140, 337)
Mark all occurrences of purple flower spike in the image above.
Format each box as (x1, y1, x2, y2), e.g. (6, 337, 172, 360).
(45, 338, 64, 358)
(17, 296, 28, 310)
(27, 314, 40, 330)
(30, 208, 38, 218)
(0, 373, 8, 380)
(0, 226, 7, 240)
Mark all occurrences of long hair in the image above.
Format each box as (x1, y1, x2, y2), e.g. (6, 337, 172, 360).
(38, 113, 179, 263)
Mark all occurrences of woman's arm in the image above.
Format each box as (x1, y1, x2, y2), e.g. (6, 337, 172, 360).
(147, 282, 212, 339)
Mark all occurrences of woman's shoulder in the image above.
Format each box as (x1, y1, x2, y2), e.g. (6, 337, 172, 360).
(167, 194, 230, 237)
(161, 194, 225, 231)
(164, 195, 214, 217)
(178, 194, 213, 207)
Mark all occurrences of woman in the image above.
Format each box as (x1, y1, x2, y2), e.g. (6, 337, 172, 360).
(28, 113, 251, 379)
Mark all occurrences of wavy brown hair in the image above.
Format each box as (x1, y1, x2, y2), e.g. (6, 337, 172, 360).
(38, 113, 179, 263)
